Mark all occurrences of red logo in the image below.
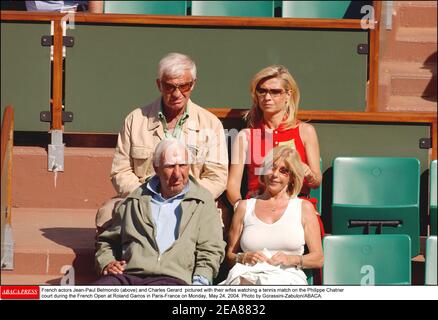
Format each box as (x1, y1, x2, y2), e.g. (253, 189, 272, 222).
(0, 286, 40, 300)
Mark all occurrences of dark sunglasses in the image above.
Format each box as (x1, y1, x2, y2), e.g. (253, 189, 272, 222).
(161, 81, 193, 93)
(256, 87, 286, 97)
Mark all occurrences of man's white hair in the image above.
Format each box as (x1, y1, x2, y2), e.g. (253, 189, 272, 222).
(153, 138, 190, 167)
(157, 52, 197, 80)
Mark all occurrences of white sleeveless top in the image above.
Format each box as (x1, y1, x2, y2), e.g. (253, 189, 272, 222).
(240, 197, 305, 256)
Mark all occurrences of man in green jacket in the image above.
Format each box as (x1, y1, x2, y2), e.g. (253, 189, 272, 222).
(94, 138, 225, 285)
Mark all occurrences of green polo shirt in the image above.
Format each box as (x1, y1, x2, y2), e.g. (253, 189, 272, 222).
(158, 102, 189, 139)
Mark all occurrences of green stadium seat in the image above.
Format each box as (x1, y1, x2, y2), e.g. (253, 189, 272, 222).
(430, 160, 437, 235)
(304, 269, 313, 285)
(191, 1, 274, 17)
(309, 158, 322, 214)
(282, 1, 351, 18)
(323, 235, 411, 285)
(425, 236, 437, 285)
(332, 157, 420, 256)
(104, 1, 187, 15)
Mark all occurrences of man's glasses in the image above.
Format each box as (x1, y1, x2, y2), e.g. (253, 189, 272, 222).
(161, 81, 193, 94)
(256, 87, 286, 98)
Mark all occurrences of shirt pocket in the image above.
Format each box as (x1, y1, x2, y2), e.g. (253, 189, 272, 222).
(130, 146, 153, 178)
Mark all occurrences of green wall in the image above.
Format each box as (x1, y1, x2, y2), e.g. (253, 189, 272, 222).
(1, 22, 367, 132)
(1, 22, 51, 131)
(63, 24, 367, 133)
(315, 123, 430, 174)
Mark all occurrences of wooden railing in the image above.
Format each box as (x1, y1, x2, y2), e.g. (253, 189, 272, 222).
(1, 105, 14, 186)
(1, 105, 14, 268)
(0, 10, 366, 28)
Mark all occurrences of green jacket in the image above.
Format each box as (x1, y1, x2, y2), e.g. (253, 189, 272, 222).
(95, 177, 225, 284)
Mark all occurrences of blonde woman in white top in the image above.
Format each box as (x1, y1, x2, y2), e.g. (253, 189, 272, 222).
(224, 145, 323, 285)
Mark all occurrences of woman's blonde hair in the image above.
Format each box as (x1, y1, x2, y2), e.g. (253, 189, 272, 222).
(259, 145, 304, 197)
(244, 65, 300, 130)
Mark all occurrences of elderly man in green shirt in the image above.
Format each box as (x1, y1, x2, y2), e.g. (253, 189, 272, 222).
(94, 138, 225, 285)
(96, 52, 228, 234)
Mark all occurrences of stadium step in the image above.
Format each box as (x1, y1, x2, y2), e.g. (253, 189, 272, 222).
(385, 95, 437, 112)
(378, 61, 436, 111)
(13, 146, 116, 209)
(385, 27, 437, 63)
(387, 62, 436, 97)
(397, 1, 437, 28)
(378, 1, 437, 111)
(0, 208, 98, 285)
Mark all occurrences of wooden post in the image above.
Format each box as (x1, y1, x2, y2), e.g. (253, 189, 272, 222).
(52, 19, 63, 130)
(1, 106, 14, 225)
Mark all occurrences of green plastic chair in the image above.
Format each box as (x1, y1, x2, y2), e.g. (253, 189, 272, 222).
(282, 1, 351, 18)
(430, 160, 437, 235)
(104, 1, 187, 15)
(309, 158, 322, 214)
(332, 157, 420, 257)
(425, 236, 437, 285)
(191, 1, 274, 17)
(323, 235, 411, 285)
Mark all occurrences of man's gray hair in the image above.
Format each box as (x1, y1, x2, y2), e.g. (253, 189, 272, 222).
(153, 138, 190, 167)
(157, 52, 197, 80)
